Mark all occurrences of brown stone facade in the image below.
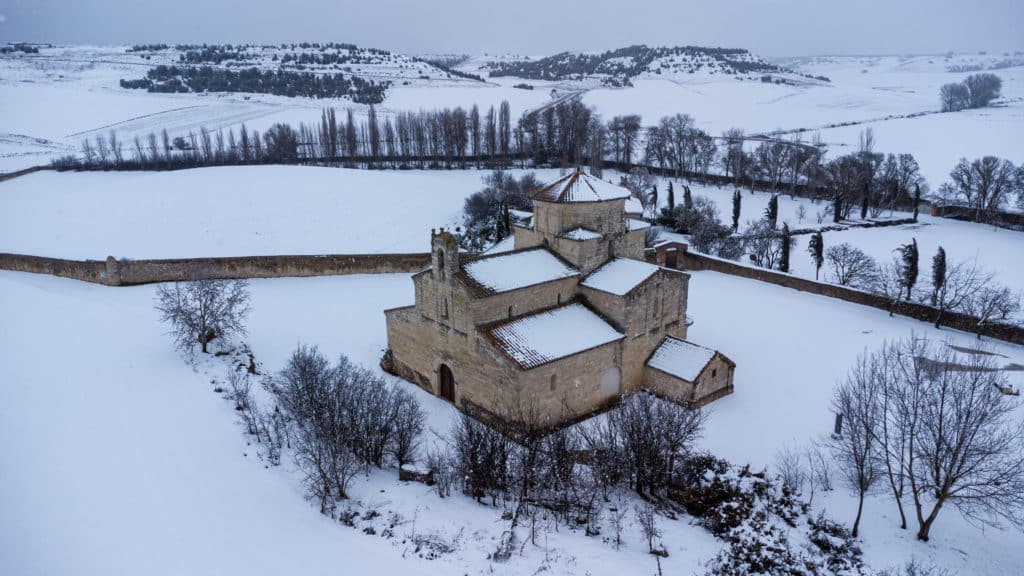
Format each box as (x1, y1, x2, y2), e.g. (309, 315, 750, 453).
(383, 170, 735, 428)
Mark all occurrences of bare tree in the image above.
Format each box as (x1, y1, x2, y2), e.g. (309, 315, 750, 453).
(963, 285, 1021, 339)
(931, 258, 988, 328)
(154, 276, 250, 354)
(864, 336, 1024, 541)
(909, 342, 1024, 540)
(389, 387, 425, 469)
(635, 501, 663, 555)
(826, 243, 879, 288)
(830, 350, 882, 537)
(939, 156, 1020, 223)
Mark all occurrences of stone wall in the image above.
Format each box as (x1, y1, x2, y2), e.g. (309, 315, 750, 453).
(0, 252, 432, 286)
(683, 251, 1024, 345)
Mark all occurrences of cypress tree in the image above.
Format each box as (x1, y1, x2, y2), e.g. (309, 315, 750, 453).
(732, 189, 741, 231)
(667, 181, 675, 211)
(807, 231, 824, 281)
(833, 194, 843, 223)
(900, 238, 919, 300)
(860, 183, 870, 220)
(780, 223, 791, 273)
(764, 194, 779, 228)
(650, 184, 658, 212)
(931, 246, 946, 306)
(683, 185, 693, 210)
(913, 183, 921, 221)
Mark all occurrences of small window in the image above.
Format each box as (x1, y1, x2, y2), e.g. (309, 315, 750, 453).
(712, 368, 717, 378)
(508, 305, 513, 318)
(442, 298, 449, 318)
(550, 374, 557, 391)
(557, 293, 561, 304)
(437, 249, 445, 278)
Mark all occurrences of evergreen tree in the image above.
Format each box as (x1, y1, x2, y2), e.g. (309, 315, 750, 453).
(833, 194, 843, 223)
(807, 230, 824, 280)
(780, 223, 792, 273)
(650, 184, 658, 211)
(931, 246, 946, 306)
(860, 183, 870, 220)
(683, 185, 693, 209)
(731, 189, 741, 231)
(764, 194, 779, 228)
(899, 238, 919, 300)
(667, 181, 675, 211)
(913, 183, 921, 221)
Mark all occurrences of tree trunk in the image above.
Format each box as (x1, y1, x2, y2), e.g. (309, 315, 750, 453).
(852, 491, 865, 537)
(916, 505, 941, 541)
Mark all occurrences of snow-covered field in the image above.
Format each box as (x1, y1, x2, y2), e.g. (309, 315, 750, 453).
(0, 166, 564, 259)
(3, 263, 1022, 575)
(3, 47, 1022, 190)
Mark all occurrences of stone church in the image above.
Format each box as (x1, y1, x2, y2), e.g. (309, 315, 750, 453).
(383, 169, 734, 428)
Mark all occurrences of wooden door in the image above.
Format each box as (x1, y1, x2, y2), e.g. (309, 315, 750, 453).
(665, 248, 678, 269)
(439, 364, 455, 402)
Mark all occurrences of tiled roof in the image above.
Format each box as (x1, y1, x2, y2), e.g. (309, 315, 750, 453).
(461, 248, 578, 295)
(531, 169, 632, 203)
(647, 337, 718, 382)
(487, 303, 623, 369)
(581, 258, 664, 296)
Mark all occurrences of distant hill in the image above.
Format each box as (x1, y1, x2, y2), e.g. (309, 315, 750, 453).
(115, 42, 485, 104)
(486, 45, 790, 86)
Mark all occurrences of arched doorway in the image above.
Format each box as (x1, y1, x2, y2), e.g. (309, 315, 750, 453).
(439, 364, 455, 402)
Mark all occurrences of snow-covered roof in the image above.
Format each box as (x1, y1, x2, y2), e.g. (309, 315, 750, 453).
(483, 235, 516, 255)
(461, 248, 578, 294)
(509, 209, 533, 228)
(531, 169, 632, 203)
(581, 258, 664, 296)
(627, 219, 651, 231)
(647, 337, 718, 382)
(488, 303, 624, 369)
(625, 196, 644, 214)
(560, 227, 603, 241)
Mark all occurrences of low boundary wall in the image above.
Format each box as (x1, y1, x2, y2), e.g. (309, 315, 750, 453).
(0, 252, 432, 286)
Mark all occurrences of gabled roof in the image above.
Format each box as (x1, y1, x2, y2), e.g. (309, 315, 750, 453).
(647, 337, 728, 382)
(460, 247, 579, 295)
(560, 227, 603, 241)
(531, 169, 632, 203)
(486, 302, 624, 369)
(581, 258, 667, 296)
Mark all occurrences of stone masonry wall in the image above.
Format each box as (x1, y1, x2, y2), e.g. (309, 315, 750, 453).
(0, 252, 432, 286)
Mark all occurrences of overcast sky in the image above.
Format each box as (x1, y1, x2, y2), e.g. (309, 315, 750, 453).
(1, 0, 1021, 57)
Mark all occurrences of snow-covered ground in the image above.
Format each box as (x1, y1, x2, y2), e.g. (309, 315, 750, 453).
(3, 47, 1022, 190)
(0, 166, 559, 259)
(786, 215, 1024, 296)
(3, 264, 1022, 575)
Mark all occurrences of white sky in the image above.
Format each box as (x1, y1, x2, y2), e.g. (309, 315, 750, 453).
(1, 0, 1021, 57)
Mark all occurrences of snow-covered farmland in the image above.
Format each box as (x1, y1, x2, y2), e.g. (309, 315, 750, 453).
(3, 47, 1022, 190)
(3, 262, 1022, 575)
(0, 166, 559, 259)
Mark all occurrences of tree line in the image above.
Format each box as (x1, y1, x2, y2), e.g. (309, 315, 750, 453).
(120, 65, 389, 103)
